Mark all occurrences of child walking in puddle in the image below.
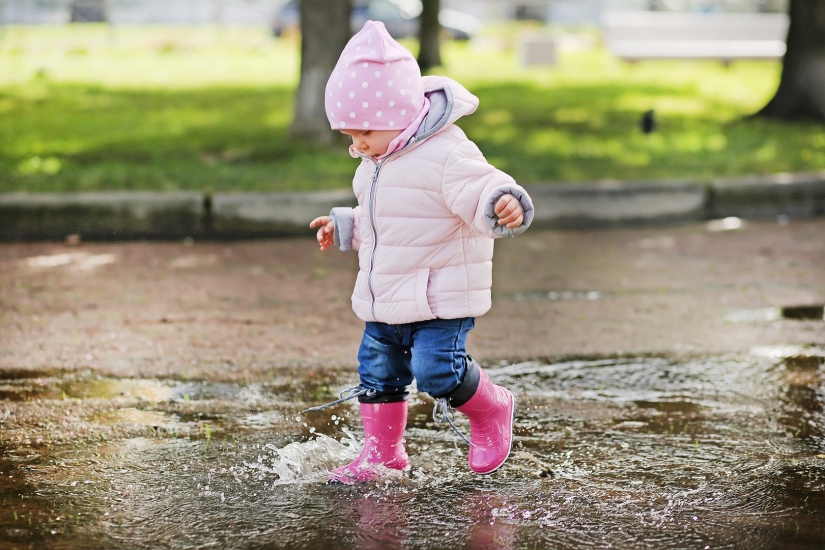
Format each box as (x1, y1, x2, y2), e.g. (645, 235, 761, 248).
(308, 20, 535, 484)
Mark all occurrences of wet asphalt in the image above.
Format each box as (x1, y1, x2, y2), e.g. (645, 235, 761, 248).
(1, 219, 824, 549)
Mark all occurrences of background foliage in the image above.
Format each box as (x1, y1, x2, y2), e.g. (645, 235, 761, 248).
(2, 25, 824, 193)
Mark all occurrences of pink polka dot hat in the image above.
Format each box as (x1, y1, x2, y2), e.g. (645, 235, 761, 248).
(325, 20, 426, 134)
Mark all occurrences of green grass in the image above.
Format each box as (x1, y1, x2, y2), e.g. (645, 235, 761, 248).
(2, 24, 825, 193)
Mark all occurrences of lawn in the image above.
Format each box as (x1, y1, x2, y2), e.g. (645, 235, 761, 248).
(2, 24, 825, 193)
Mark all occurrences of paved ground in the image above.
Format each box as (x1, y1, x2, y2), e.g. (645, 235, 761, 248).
(1, 219, 824, 382)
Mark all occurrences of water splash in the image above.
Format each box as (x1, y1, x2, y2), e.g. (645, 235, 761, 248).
(238, 434, 360, 485)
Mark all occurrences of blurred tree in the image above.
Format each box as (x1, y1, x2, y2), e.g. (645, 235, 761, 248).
(70, 0, 107, 22)
(757, 0, 825, 122)
(290, 0, 352, 144)
(417, 0, 442, 71)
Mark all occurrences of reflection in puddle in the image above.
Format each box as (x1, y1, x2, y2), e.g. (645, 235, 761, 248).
(706, 216, 744, 232)
(61, 378, 176, 402)
(1, 353, 824, 548)
(633, 399, 701, 414)
(93, 409, 177, 430)
(725, 306, 825, 324)
(169, 254, 218, 270)
(512, 289, 602, 302)
(725, 307, 782, 323)
(23, 252, 117, 271)
(237, 410, 285, 428)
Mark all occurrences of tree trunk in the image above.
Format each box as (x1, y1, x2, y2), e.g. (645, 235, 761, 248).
(757, 0, 825, 122)
(290, 0, 351, 144)
(417, 0, 441, 71)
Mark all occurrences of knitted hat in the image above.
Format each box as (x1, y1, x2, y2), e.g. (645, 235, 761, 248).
(325, 20, 425, 132)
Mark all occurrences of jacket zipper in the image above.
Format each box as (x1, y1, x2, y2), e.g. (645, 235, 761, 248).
(367, 158, 383, 321)
(362, 138, 416, 321)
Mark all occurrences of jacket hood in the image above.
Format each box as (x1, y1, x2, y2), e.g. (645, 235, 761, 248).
(414, 76, 479, 141)
(348, 76, 479, 160)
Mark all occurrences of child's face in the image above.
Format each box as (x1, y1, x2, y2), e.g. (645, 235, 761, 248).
(340, 129, 403, 158)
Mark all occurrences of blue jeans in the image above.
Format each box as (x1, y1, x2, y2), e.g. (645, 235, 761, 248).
(357, 318, 475, 399)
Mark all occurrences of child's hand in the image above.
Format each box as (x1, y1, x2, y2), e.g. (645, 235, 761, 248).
(309, 216, 335, 251)
(494, 194, 524, 228)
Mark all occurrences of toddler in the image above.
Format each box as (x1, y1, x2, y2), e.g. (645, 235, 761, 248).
(308, 20, 534, 484)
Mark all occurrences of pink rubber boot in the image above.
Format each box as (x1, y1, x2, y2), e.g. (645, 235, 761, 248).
(455, 367, 516, 474)
(329, 401, 410, 484)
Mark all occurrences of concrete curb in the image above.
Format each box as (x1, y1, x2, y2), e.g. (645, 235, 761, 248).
(708, 171, 825, 219)
(1, 172, 824, 241)
(210, 190, 357, 238)
(524, 180, 706, 229)
(0, 192, 204, 241)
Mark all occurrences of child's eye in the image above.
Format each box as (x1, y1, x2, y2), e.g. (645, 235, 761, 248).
(363, 131, 372, 136)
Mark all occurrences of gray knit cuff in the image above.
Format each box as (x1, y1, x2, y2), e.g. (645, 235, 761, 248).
(330, 207, 355, 251)
(484, 187, 535, 237)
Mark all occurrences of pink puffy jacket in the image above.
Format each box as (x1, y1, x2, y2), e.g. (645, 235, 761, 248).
(330, 76, 534, 324)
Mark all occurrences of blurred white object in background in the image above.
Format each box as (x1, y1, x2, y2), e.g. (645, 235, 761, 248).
(601, 10, 789, 61)
(521, 35, 556, 66)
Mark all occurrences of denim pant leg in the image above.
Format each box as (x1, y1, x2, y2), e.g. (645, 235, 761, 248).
(357, 322, 414, 398)
(409, 317, 475, 398)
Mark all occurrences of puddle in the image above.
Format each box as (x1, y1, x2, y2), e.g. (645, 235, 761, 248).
(92, 409, 177, 431)
(1, 353, 824, 548)
(0, 372, 330, 405)
(169, 254, 218, 269)
(726, 305, 825, 324)
(725, 307, 782, 323)
(22, 252, 117, 271)
(706, 216, 744, 232)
